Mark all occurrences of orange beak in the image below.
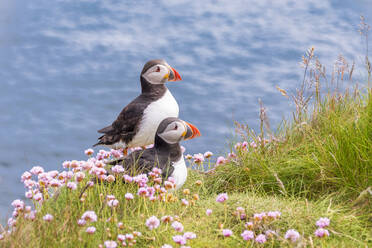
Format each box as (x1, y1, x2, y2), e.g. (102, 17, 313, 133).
(168, 67, 182, 81)
(183, 121, 201, 140)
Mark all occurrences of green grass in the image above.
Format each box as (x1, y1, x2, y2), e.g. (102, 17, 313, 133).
(1, 47, 371, 247)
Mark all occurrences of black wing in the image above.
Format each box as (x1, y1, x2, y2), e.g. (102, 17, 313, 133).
(94, 95, 150, 147)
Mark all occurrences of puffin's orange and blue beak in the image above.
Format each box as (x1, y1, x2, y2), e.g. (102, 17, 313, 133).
(183, 121, 201, 140)
(168, 67, 182, 81)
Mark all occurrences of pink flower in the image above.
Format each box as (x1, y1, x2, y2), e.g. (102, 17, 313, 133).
(161, 215, 174, 223)
(145, 216, 160, 230)
(161, 245, 172, 248)
(123, 174, 133, 183)
(86, 226, 96, 234)
(203, 151, 213, 158)
(285, 229, 300, 243)
(193, 153, 204, 164)
(183, 232, 196, 240)
(43, 214, 53, 222)
(184, 154, 193, 160)
(253, 212, 266, 221)
(24, 211, 36, 221)
(125, 193, 134, 200)
(314, 228, 329, 238)
(181, 199, 189, 206)
(111, 165, 124, 174)
(172, 235, 186, 245)
(77, 219, 86, 226)
(107, 199, 119, 208)
(228, 152, 236, 158)
(25, 190, 33, 199)
(33, 193, 43, 202)
(106, 175, 115, 183)
(216, 156, 227, 166)
(0, 234, 4, 240)
(104, 240, 117, 248)
(125, 234, 134, 240)
(255, 234, 266, 243)
(62, 161, 71, 169)
(171, 221, 184, 232)
(110, 149, 122, 158)
(11, 199, 25, 210)
(316, 217, 330, 228)
(67, 182, 77, 190)
(222, 229, 233, 237)
(216, 193, 228, 203)
(117, 234, 126, 242)
(241, 230, 254, 241)
(21, 171, 32, 182)
(85, 148, 94, 156)
(30, 166, 44, 175)
(267, 211, 281, 219)
(180, 145, 186, 153)
(81, 211, 97, 222)
(206, 209, 212, 216)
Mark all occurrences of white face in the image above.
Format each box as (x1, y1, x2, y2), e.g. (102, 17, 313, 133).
(142, 64, 170, 84)
(158, 121, 187, 144)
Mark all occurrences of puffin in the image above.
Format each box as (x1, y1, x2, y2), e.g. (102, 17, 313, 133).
(94, 59, 182, 155)
(109, 117, 201, 190)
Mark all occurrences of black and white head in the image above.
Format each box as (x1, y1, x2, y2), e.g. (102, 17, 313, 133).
(156, 117, 200, 144)
(141, 59, 182, 85)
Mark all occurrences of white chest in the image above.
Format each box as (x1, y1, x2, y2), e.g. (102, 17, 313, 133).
(171, 156, 188, 190)
(129, 90, 179, 147)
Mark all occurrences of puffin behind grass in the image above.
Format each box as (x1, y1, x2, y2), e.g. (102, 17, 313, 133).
(94, 59, 182, 155)
(108, 117, 200, 190)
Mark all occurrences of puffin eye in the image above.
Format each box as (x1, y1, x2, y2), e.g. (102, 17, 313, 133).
(173, 124, 178, 130)
(155, 66, 160, 72)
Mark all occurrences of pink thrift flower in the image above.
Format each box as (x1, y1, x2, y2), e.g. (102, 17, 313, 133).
(171, 221, 184, 232)
(33, 192, 43, 202)
(123, 174, 133, 183)
(107, 199, 119, 208)
(185, 154, 192, 160)
(77, 219, 86, 226)
(43, 214, 53, 222)
(316, 217, 330, 228)
(86, 226, 96, 234)
(314, 228, 329, 238)
(48, 170, 59, 178)
(106, 175, 115, 183)
(234, 142, 242, 150)
(81, 210, 97, 222)
(203, 151, 213, 158)
(222, 229, 233, 237)
(25, 190, 33, 199)
(253, 212, 266, 221)
(0, 234, 4, 240)
(183, 232, 196, 240)
(110, 149, 122, 158)
(285, 229, 300, 243)
(125, 193, 134, 200)
(117, 234, 126, 242)
(62, 161, 71, 169)
(180, 145, 186, 153)
(111, 165, 124, 174)
(161, 215, 174, 223)
(193, 153, 204, 164)
(206, 209, 212, 216)
(172, 235, 186, 245)
(125, 233, 134, 240)
(104, 240, 117, 248)
(30, 166, 44, 175)
(145, 216, 160, 230)
(228, 152, 237, 158)
(267, 211, 281, 219)
(161, 245, 172, 248)
(241, 230, 254, 241)
(216, 156, 228, 166)
(67, 182, 77, 190)
(21, 171, 32, 182)
(181, 199, 189, 206)
(85, 148, 94, 156)
(11, 199, 25, 210)
(216, 193, 228, 203)
(255, 234, 266, 243)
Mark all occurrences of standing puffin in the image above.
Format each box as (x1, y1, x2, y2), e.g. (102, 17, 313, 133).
(109, 117, 201, 189)
(94, 59, 182, 155)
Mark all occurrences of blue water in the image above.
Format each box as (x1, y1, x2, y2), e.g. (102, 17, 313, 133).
(0, 0, 371, 222)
